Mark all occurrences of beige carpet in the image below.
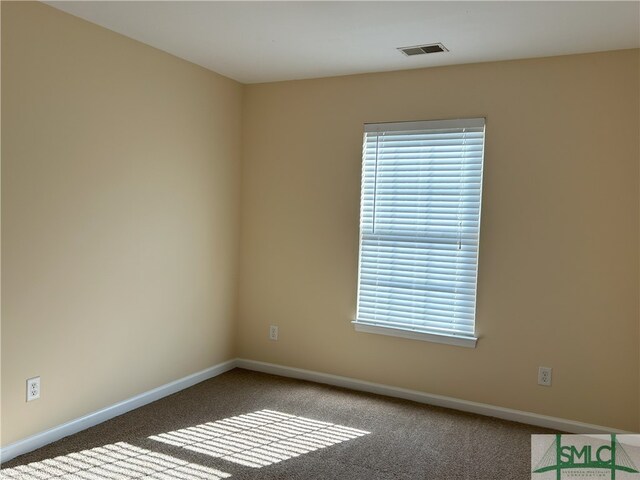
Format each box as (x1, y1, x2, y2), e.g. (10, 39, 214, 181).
(1, 368, 556, 479)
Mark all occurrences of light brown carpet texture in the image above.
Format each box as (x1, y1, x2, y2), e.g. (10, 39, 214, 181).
(1, 369, 557, 479)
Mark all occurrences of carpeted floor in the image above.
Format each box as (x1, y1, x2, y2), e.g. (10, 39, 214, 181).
(1, 368, 556, 479)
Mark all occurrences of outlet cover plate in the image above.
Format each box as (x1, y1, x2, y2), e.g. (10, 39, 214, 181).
(538, 367, 552, 387)
(269, 325, 278, 341)
(27, 376, 40, 401)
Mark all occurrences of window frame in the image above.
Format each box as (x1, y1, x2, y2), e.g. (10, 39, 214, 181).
(353, 117, 486, 348)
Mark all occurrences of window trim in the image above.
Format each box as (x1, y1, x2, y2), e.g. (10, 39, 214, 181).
(354, 117, 485, 348)
(352, 321, 478, 348)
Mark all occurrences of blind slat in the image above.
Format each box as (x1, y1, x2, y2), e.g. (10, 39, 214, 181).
(359, 285, 476, 304)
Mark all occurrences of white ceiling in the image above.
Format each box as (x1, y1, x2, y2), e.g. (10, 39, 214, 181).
(46, 1, 640, 84)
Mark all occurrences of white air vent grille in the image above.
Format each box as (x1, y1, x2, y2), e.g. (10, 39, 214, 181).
(398, 43, 448, 56)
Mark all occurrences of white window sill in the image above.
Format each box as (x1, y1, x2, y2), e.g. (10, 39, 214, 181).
(352, 321, 478, 348)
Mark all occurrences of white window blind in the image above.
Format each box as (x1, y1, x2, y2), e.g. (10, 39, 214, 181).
(355, 118, 485, 347)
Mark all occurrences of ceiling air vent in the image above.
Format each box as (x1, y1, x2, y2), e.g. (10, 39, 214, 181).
(398, 43, 448, 56)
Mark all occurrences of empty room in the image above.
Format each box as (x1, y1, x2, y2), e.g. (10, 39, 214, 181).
(2, 1, 640, 479)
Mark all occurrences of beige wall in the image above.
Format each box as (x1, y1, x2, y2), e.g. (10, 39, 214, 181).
(1, 2, 243, 445)
(238, 50, 640, 431)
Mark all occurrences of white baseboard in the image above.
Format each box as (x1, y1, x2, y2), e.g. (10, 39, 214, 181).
(0, 359, 238, 464)
(236, 358, 635, 435)
(3, 357, 633, 464)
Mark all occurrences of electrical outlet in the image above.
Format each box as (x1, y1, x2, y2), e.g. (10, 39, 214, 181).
(269, 325, 279, 341)
(27, 376, 40, 401)
(538, 367, 552, 387)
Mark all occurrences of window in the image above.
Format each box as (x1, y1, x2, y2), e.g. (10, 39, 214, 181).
(354, 118, 485, 348)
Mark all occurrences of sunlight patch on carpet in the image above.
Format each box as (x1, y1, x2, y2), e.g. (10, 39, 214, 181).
(0, 442, 230, 480)
(149, 409, 370, 468)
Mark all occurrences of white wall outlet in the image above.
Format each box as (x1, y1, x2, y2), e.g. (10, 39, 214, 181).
(26, 376, 41, 401)
(538, 367, 552, 387)
(269, 325, 279, 341)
